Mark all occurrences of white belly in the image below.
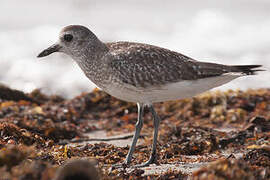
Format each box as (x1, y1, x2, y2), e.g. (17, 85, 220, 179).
(103, 74, 241, 103)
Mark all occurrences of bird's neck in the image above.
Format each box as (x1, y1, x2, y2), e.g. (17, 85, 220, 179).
(73, 41, 110, 88)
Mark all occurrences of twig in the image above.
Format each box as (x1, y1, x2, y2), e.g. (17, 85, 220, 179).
(69, 134, 146, 143)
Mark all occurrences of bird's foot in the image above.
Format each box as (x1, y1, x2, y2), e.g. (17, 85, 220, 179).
(108, 161, 130, 171)
(109, 153, 156, 170)
(132, 153, 156, 168)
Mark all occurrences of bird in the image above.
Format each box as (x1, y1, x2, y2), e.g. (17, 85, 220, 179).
(37, 25, 263, 167)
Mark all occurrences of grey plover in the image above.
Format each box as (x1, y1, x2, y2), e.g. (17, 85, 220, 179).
(38, 25, 263, 167)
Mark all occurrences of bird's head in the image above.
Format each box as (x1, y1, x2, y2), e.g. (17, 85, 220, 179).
(37, 25, 102, 58)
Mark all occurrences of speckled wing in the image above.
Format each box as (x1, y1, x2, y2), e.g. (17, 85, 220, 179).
(106, 42, 238, 88)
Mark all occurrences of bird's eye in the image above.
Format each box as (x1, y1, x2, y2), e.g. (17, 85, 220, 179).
(63, 34, 73, 42)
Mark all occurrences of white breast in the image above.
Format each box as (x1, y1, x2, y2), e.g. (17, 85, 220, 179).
(102, 73, 241, 103)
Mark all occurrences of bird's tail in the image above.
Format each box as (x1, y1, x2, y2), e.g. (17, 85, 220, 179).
(230, 65, 265, 75)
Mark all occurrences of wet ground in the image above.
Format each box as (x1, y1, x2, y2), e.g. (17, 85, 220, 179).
(0, 84, 269, 179)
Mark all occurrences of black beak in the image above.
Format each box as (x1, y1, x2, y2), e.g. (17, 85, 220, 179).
(37, 44, 62, 58)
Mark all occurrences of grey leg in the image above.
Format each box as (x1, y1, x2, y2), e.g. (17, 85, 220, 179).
(124, 103, 145, 164)
(134, 104, 161, 167)
(148, 105, 161, 162)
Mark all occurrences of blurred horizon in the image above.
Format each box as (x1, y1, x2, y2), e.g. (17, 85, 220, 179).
(0, 0, 269, 97)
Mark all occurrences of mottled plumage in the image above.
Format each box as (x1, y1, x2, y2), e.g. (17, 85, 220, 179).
(106, 42, 260, 88)
(38, 25, 263, 167)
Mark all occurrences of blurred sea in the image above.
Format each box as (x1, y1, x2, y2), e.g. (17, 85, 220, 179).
(0, 0, 269, 97)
